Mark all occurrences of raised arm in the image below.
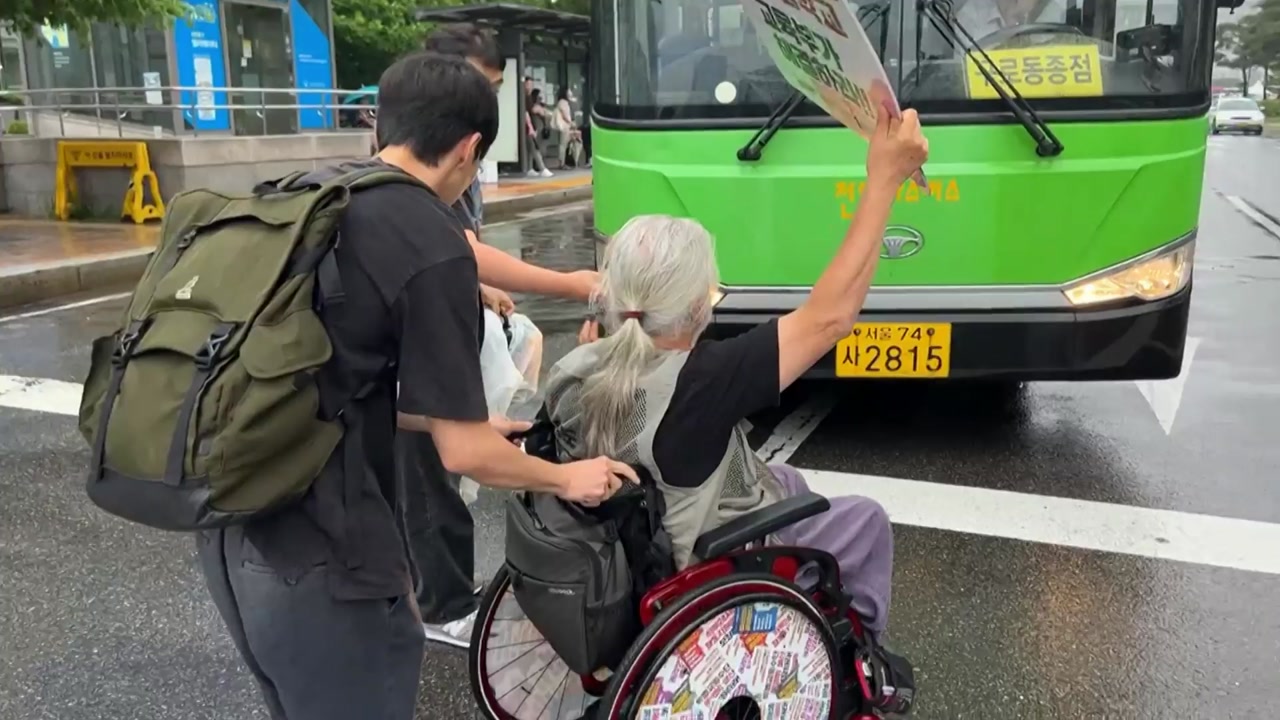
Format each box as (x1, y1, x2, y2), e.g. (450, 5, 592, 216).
(775, 108, 929, 390)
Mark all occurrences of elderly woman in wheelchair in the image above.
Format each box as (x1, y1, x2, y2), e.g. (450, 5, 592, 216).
(469, 108, 928, 720)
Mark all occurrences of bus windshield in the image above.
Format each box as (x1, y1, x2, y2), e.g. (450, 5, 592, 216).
(592, 0, 1213, 121)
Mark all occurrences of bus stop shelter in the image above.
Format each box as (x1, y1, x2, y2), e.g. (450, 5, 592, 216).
(415, 3, 590, 173)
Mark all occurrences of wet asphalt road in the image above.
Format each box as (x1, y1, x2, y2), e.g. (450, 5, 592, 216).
(3, 136, 1280, 720)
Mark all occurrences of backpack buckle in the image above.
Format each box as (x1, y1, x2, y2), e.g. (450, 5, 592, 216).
(111, 320, 149, 366)
(194, 324, 235, 370)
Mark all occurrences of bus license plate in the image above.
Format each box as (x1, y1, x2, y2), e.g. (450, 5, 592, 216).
(835, 323, 952, 378)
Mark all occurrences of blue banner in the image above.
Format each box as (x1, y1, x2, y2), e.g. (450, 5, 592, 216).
(291, 0, 334, 130)
(172, 0, 230, 131)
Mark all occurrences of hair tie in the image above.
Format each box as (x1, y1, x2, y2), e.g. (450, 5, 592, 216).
(620, 310, 645, 321)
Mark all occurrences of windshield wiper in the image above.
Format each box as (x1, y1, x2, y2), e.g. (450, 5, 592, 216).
(738, 2, 891, 162)
(737, 90, 805, 161)
(918, 0, 1064, 157)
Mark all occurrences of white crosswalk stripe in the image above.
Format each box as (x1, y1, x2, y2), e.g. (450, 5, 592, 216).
(5, 371, 1278, 576)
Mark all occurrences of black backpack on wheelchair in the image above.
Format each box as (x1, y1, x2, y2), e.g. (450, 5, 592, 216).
(503, 409, 678, 675)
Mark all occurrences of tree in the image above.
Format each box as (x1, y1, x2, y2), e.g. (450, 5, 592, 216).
(1216, 23, 1258, 93)
(333, 0, 592, 89)
(1242, 0, 1280, 97)
(0, 0, 184, 35)
(332, 0, 431, 89)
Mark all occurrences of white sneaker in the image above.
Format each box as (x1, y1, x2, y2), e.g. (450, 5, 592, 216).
(423, 608, 477, 649)
(540, 168, 554, 178)
(527, 169, 540, 177)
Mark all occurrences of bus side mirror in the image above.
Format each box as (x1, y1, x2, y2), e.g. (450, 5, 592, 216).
(1216, 0, 1244, 8)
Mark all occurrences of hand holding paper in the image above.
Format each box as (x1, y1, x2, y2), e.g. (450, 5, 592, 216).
(867, 106, 930, 191)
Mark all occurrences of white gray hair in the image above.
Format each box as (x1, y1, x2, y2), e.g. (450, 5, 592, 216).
(579, 214, 719, 457)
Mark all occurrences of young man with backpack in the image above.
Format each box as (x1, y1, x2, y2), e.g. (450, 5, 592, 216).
(404, 23, 599, 649)
(78, 52, 634, 720)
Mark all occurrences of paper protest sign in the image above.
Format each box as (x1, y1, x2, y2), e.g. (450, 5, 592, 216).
(739, 0, 928, 191)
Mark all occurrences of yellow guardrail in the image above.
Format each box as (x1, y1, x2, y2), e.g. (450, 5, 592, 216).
(54, 141, 165, 224)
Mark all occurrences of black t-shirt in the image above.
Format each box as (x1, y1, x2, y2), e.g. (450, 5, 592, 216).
(234, 159, 488, 601)
(651, 319, 782, 488)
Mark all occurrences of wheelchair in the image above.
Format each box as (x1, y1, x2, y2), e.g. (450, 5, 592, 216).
(468, 454, 912, 719)
(471, 415, 911, 717)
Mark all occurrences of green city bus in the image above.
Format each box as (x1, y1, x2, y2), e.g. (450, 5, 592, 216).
(588, 0, 1236, 380)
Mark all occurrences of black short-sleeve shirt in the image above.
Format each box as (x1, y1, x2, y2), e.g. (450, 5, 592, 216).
(234, 159, 488, 600)
(651, 320, 782, 488)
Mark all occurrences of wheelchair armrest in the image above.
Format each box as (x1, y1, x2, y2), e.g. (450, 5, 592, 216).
(692, 492, 831, 560)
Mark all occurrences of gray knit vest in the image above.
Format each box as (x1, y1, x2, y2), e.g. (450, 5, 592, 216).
(545, 342, 784, 569)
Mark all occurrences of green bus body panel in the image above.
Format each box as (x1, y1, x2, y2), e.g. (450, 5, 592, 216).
(592, 117, 1206, 287)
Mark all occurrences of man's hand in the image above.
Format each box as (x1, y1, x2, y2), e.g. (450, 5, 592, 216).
(866, 106, 929, 190)
(563, 269, 600, 303)
(577, 318, 600, 345)
(490, 414, 532, 444)
(480, 284, 516, 316)
(557, 457, 638, 506)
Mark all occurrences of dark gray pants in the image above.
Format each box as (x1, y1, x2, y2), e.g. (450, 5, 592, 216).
(196, 529, 424, 720)
(396, 431, 478, 624)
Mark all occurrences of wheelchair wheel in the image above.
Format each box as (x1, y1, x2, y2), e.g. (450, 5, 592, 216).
(470, 565, 597, 720)
(596, 573, 840, 719)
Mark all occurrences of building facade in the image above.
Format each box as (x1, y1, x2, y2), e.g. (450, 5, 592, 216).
(1, 0, 336, 135)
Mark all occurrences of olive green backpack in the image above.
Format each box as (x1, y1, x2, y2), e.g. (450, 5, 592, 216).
(78, 166, 422, 530)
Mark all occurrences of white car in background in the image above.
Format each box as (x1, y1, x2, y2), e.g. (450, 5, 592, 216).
(1211, 97, 1266, 135)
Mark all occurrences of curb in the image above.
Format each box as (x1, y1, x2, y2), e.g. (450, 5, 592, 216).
(0, 185, 592, 311)
(482, 183, 593, 221)
(0, 250, 152, 310)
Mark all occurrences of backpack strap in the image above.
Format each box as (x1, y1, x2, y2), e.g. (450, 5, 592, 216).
(252, 170, 312, 196)
(89, 318, 150, 481)
(307, 165, 424, 570)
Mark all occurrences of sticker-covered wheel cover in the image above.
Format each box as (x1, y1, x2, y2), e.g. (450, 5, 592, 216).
(634, 602, 834, 719)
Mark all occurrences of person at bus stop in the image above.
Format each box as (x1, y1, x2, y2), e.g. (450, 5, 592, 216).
(526, 88, 554, 177)
(546, 104, 927, 714)
(403, 23, 601, 651)
(553, 86, 582, 167)
(196, 52, 634, 720)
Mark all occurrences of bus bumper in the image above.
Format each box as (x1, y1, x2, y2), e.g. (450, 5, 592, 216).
(704, 284, 1192, 381)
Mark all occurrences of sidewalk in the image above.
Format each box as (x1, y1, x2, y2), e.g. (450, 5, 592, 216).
(0, 171, 591, 310)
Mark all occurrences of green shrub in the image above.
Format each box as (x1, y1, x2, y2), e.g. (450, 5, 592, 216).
(5, 119, 28, 134)
(1260, 99, 1280, 119)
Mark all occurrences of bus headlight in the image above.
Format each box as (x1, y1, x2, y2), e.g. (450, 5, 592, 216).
(1062, 241, 1194, 307)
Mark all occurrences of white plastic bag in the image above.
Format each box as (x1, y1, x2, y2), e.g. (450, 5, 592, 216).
(478, 308, 526, 416)
(505, 312, 543, 405)
(460, 309, 543, 506)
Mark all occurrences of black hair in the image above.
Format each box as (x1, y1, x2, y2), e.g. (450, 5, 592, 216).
(529, 88, 543, 105)
(421, 23, 504, 72)
(375, 52, 498, 165)
(556, 86, 569, 102)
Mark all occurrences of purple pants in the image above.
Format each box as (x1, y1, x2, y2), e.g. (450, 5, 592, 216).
(768, 464, 894, 635)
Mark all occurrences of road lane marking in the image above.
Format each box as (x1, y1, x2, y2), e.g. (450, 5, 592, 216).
(804, 469, 1280, 576)
(757, 395, 837, 464)
(0, 293, 130, 325)
(1134, 336, 1201, 435)
(10, 371, 1280, 575)
(1224, 195, 1280, 241)
(0, 375, 82, 416)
